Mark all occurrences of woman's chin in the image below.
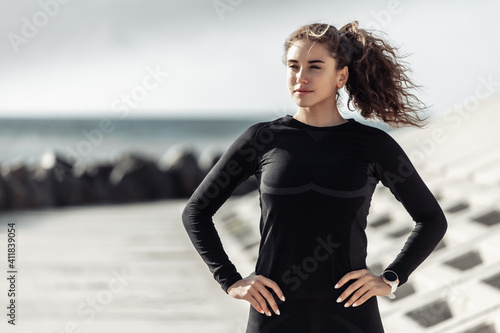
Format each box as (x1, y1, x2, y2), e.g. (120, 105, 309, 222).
(291, 99, 314, 108)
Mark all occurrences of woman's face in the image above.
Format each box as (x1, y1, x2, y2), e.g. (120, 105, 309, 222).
(286, 40, 345, 110)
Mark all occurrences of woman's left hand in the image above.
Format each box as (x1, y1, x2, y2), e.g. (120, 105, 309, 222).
(334, 269, 391, 307)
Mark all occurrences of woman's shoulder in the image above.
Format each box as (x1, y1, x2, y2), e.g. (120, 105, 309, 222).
(239, 115, 289, 138)
(348, 120, 408, 160)
(348, 118, 396, 141)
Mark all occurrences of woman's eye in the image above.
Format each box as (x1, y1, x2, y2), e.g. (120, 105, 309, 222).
(288, 65, 320, 69)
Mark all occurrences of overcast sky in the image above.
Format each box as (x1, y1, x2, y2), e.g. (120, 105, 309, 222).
(1, 0, 499, 118)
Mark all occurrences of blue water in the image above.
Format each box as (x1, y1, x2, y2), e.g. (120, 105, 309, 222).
(0, 117, 264, 166)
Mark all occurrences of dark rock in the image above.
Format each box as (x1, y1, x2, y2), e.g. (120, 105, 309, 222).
(0, 174, 9, 211)
(73, 163, 114, 204)
(28, 164, 56, 208)
(109, 153, 175, 202)
(0, 142, 256, 212)
(198, 148, 223, 177)
(1, 163, 39, 209)
(158, 146, 204, 198)
(39, 152, 88, 207)
(154, 169, 177, 200)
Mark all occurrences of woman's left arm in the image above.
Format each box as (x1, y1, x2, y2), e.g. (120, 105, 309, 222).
(335, 129, 448, 307)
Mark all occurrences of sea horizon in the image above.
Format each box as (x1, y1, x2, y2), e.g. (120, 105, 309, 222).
(0, 113, 393, 166)
(0, 115, 272, 166)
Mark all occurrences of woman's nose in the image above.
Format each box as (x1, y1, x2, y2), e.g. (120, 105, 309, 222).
(297, 69, 308, 84)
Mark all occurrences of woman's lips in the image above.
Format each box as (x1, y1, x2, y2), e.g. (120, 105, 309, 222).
(295, 90, 313, 95)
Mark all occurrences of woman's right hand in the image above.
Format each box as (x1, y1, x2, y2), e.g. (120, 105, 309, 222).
(227, 273, 285, 316)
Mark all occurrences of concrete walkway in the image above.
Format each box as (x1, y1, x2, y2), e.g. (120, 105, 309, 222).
(0, 199, 250, 333)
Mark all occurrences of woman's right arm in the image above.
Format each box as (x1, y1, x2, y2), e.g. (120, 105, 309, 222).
(181, 121, 284, 316)
(181, 123, 262, 291)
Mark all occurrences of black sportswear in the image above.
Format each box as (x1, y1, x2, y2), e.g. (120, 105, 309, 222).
(182, 115, 447, 332)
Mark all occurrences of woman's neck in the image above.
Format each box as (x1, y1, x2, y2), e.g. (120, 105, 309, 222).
(292, 107, 347, 127)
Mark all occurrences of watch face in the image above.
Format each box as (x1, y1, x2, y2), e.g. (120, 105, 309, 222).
(383, 271, 398, 282)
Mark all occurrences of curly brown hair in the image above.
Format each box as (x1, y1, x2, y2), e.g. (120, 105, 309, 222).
(283, 21, 428, 128)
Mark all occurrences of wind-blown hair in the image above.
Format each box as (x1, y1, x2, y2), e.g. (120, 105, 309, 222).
(283, 21, 428, 128)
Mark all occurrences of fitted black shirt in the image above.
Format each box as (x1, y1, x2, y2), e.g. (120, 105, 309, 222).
(181, 115, 447, 299)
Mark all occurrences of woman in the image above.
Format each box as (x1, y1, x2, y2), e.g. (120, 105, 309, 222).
(182, 21, 447, 332)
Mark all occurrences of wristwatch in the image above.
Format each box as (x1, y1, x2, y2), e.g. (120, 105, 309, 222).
(381, 270, 399, 299)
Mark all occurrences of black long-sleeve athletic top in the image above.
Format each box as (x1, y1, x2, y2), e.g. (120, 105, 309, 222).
(182, 115, 448, 300)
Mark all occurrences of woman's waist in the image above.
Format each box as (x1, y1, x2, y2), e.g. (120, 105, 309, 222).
(261, 275, 361, 301)
(256, 262, 367, 300)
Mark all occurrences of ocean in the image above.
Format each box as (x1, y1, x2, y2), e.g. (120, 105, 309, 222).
(0, 116, 265, 166)
(0, 115, 393, 167)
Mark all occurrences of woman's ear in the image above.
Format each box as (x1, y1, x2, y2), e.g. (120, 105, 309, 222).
(337, 66, 349, 89)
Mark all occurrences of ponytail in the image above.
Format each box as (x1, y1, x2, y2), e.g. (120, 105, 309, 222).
(283, 21, 428, 128)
